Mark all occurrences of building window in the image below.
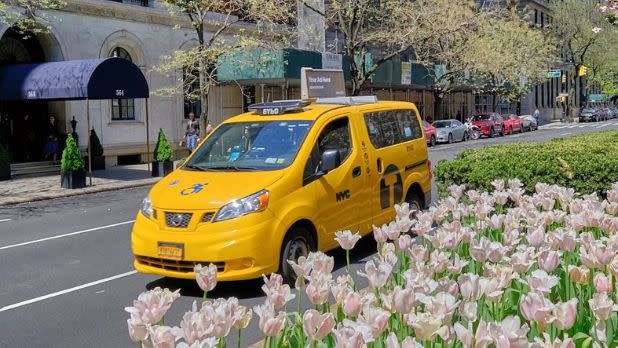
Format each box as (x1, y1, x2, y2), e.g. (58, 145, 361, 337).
(110, 47, 135, 120)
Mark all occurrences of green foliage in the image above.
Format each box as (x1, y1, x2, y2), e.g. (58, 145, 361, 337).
(0, 0, 65, 32)
(88, 128, 104, 157)
(435, 131, 618, 197)
(0, 143, 10, 166)
(154, 128, 172, 162)
(61, 134, 84, 172)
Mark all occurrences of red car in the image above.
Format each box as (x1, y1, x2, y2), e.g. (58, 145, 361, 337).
(501, 114, 524, 134)
(470, 112, 504, 138)
(423, 120, 436, 147)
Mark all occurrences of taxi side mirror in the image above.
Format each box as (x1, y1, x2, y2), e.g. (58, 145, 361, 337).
(319, 149, 341, 174)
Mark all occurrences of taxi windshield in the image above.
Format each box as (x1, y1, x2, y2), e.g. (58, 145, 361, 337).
(184, 121, 313, 171)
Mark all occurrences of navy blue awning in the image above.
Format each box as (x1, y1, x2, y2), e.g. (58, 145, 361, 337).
(0, 57, 149, 101)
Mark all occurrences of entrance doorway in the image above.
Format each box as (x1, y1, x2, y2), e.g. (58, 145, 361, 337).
(0, 27, 65, 163)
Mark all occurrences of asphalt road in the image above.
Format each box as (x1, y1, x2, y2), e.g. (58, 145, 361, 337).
(0, 120, 617, 348)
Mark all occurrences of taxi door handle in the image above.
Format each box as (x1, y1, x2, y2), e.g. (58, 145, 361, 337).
(377, 158, 383, 174)
(352, 166, 361, 178)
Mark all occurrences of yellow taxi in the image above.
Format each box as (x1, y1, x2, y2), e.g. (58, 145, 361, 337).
(131, 96, 432, 282)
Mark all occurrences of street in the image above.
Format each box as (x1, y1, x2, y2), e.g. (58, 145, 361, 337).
(1, 121, 617, 348)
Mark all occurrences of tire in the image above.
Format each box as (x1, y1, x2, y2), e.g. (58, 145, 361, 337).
(519, 125, 524, 133)
(279, 226, 315, 284)
(500, 126, 505, 136)
(430, 135, 436, 147)
(405, 191, 424, 214)
(463, 131, 468, 141)
(448, 133, 453, 144)
(507, 126, 512, 135)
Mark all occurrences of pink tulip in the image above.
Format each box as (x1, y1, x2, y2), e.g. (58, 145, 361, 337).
(358, 305, 390, 338)
(530, 334, 575, 348)
(526, 270, 559, 295)
(594, 273, 612, 293)
(479, 277, 504, 302)
(448, 184, 466, 200)
(253, 303, 286, 337)
(358, 259, 392, 289)
(610, 255, 618, 277)
(373, 224, 388, 244)
(430, 250, 450, 273)
(147, 325, 177, 348)
(519, 292, 554, 324)
(261, 274, 295, 309)
(492, 179, 505, 191)
(406, 312, 446, 341)
(287, 255, 312, 289)
(125, 287, 181, 325)
(510, 250, 535, 273)
(305, 272, 332, 305)
(526, 226, 546, 248)
(419, 292, 459, 323)
(176, 338, 219, 348)
(447, 254, 469, 275)
(335, 230, 362, 250)
(593, 243, 615, 266)
(459, 301, 477, 322)
(397, 234, 413, 251)
(588, 292, 616, 321)
(487, 241, 506, 263)
(437, 278, 459, 297)
(332, 323, 370, 348)
(194, 263, 218, 293)
(458, 273, 483, 301)
(568, 265, 590, 284)
(233, 306, 252, 330)
(174, 301, 211, 344)
(342, 291, 362, 317)
(538, 249, 561, 272)
(332, 275, 353, 305)
(127, 317, 148, 342)
(470, 237, 490, 262)
(309, 252, 335, 274)
(488, 316, 530, 347)
(303, 309, 335, 341)
(552, 299, 578, 330)
(392, 286, 417, 314)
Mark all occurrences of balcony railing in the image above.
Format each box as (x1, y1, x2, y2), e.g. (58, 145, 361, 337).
(107, 0, 150, 6)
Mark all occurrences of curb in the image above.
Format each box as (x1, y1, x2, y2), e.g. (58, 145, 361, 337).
(0, 178, 159, 207)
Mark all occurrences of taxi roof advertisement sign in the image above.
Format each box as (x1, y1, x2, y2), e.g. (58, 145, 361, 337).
(301, 68, 346, 100)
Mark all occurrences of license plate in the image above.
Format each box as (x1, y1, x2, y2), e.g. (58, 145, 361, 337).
(157, 242, 183, 260)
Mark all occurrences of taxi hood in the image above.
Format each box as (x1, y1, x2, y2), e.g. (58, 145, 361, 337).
(149, 169, 284, 210)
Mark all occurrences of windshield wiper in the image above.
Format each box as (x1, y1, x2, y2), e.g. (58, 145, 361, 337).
(205, 165, 258, 171)
(183, 164, 208, 171)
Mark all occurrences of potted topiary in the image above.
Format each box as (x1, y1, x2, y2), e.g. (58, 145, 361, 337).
(85, 128, 105, 170)
(152, 128, 173, 177)
(0, 143, 10, 181)
(61, 134, 86, 189)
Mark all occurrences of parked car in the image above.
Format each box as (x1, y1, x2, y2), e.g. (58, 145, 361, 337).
(609, 107, 618, 119)
(470, 112, 504, 137)
(579, 108, 601, 122)
(423, 120, 436, 147)
(433, 119, 468, 143)
(519, 115, 538, 131)
(502, 114, 524, 134)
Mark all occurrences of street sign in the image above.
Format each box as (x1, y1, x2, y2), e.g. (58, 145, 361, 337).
(547, 70, 561, 78)
(559, 93, 569, 97)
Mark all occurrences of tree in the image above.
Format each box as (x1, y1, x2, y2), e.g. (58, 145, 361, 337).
(154, 129, 172, 162)
(157, 0, 294, 128)
(466, 11, 557, 111)
(61, 134, 84, 173)
(550, 0, 614, 111)
(300, 0, 421, 96)
(0, 0, 65, 32)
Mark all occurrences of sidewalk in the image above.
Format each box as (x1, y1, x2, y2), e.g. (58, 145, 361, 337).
(0, 163, 166, 206)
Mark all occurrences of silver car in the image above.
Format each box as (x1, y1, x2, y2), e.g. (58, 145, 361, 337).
(519, 115, 538, 131)
(433, 119, 468, 143)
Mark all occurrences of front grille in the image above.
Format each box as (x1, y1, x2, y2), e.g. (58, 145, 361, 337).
(136, 256, 225, 273)
(165, 212, 192, 228)
(202, 212, 215, 222)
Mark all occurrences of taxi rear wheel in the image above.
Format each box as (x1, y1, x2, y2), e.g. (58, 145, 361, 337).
(279, 226, 315, 284)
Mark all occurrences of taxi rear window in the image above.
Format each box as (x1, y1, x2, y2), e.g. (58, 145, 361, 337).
(363, 109, 423, 148)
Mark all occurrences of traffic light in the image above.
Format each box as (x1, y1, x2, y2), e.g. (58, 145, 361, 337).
(578, 65, 587, 77)
(561, 73, 567, 84)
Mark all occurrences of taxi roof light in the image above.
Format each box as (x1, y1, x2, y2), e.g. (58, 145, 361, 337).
(314, 96, 378, 105)
(248, 96, 379, 116)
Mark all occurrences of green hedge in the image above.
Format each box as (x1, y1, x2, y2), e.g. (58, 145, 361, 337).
(434, 131, 618, 197)
(154, 128, 172, 162)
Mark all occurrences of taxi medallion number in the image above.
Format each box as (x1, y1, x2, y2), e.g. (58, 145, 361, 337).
(157, 242, 184, 260)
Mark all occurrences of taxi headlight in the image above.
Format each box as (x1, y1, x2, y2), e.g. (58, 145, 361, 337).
(214, 190, 269, 222)
(141, 196, 153, 218)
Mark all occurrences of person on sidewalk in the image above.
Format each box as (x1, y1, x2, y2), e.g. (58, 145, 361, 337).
(533, 108, 540, 124)
(43, 115, 59, 162)
(184, 112, 200, 153)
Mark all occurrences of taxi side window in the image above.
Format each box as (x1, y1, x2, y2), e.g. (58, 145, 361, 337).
(303, 117, 351, 183)
(364, 109, 422, 148)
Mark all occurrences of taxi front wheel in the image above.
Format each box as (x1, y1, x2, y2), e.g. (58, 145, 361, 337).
(279, 226, 315, 284)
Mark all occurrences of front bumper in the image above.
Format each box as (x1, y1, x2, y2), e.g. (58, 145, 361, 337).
(131, 209, 282, 282)
(436, 133, 449, 142)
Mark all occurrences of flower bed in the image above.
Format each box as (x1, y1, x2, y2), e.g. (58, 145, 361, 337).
(126, 180, 618, 348)
(434, 131, 618, 197)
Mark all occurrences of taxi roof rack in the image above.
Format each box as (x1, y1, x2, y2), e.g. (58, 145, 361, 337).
(314, 96, 378, 105)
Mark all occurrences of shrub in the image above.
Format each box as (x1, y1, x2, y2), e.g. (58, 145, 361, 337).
(88, 128, 104, 157)
(61, 134, 84, 172)
(153, 128, 172, 162)
(435, 130, 618, 197)
(0, 143, 9, 166)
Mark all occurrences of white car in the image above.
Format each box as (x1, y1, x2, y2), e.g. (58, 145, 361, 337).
(519, 115, 538, 131)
